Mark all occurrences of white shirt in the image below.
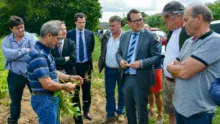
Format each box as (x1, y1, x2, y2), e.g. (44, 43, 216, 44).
(163, 27, 182, 78)
(105, 32, 121, 68)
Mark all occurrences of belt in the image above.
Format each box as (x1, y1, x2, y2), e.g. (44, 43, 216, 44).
(125, 74, 136, 76)
(32, 91, 54, 96)
(165, 76, 175, 83)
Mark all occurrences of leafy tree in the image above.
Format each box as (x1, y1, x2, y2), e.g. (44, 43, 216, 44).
(0, 0, 102, 35)
(144, 14, 167, 33)
(207, 0, 220, 20)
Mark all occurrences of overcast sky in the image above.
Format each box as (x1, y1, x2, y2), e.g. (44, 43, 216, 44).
(99, 0, 216, 22)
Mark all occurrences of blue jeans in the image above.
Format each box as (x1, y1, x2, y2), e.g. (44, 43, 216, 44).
(175, 109, 214, 124)
(31, 95, 60, 124)
(105, 66, 124, 117)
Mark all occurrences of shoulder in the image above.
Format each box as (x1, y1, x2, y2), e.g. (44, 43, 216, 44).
(3, 33, 13, 43)
(67, 29, 75, 35)
(85, 29, 94, 34)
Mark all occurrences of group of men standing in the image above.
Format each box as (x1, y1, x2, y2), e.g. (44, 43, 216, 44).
(2, 1, 220, 124)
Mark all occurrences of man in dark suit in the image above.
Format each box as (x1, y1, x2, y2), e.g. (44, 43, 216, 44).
(116, 9, 161, 124)
(67, 12, 95, 122)
(51, 22, 76, 75)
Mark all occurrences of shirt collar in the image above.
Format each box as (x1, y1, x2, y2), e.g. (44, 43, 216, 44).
(193, 30, 213, 41)
(76, 28, 84, 34)
(9, 32, 27, 41)
(36, 41, 51, 53)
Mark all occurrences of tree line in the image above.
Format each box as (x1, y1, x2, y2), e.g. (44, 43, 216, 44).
(0, 0, 102, 36)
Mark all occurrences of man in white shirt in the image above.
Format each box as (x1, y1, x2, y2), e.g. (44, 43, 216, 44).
(98, 15, 125, 124)
(161, 1, 189, 124)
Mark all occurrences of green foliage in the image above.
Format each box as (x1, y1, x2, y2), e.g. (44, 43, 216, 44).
(144, 14, 168, 33)
(0, 0, 102, 35)
(56, 91, 80, 120)
(207, 0, 220, 20)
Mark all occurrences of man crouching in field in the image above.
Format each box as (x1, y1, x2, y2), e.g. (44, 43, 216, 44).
(26, 20, 83, 124)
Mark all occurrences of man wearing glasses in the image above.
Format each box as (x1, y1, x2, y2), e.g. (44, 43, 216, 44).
(161, 1, 189, 124)
(51, 22, 76, 76)
(116, 9, 161, 124)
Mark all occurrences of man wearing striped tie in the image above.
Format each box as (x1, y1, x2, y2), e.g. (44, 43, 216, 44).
(116, 9, 161, 124)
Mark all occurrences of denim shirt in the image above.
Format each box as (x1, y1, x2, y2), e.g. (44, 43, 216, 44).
(2, 32, 36, 76)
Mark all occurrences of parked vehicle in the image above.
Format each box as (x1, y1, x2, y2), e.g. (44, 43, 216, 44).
(211, 20, 220, 34)
(151, 29, 167, 58)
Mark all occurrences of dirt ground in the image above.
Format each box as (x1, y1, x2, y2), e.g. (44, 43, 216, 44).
(0, 84, 127, 124)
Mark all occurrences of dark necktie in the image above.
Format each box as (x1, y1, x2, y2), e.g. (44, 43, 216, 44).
(57, 42, 62, 56)
(125, 34, 138, 74)
(79, 32, 84, 62)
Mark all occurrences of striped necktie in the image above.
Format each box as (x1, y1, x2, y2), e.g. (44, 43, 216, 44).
(57, 42, 62, 56)
(125, 33, 138, 74)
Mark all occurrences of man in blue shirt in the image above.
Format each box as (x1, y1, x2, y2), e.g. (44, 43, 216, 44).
(27, 20, 83, 124)
(2, 16, 37, 124)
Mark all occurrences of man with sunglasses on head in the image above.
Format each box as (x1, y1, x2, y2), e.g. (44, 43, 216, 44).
(116, 9, 161, 124)
(2, 16, 37, 124)
(161, 1, 189, 124)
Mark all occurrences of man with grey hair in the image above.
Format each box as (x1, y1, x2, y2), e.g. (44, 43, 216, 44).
(161, 1, 189, 124)
(167, 4, 220, 123)
(98, 15, 125, 123)
(26, 20, 83, 124)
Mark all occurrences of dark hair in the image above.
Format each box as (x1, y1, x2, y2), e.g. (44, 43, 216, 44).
(8, 16, 24, 28)
(109, 15, 121, 24)
(74, 13, 86, 22)
(127, 9, 140, 21)
(190, 4, 213, 23)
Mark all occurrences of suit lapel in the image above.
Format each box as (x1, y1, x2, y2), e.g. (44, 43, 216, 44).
(135, 30, 144, 58)
(124, 31, 132, 59)
(62, 39, 68, 56)
(73, 30, 77, 44)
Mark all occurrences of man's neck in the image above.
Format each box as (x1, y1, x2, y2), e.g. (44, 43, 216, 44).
(112, 30, 121, 40)
(194, 27, 210, 39)
(14, 35, 23, 43)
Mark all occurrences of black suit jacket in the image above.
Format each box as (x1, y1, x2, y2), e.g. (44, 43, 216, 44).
(51, 38, 76, 75)
(66, 29, 95, 70)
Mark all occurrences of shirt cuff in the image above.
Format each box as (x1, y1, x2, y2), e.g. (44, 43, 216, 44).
(140, 60, 143, 68)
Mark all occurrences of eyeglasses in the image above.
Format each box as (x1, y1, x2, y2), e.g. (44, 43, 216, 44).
(57, 37, 64, 41)
(164, 14, 177, 19)
(130, 18, 143, 23)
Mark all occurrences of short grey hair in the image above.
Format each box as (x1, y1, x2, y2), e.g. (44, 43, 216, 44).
(190, 4, 213, 23)
(40, 20, 63, 38)
(109, 15, 121, 24)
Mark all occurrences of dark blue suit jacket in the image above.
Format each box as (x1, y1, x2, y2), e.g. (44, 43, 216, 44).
(66, 29, 95, 69)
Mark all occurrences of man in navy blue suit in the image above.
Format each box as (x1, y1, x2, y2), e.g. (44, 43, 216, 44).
(67, 12, 95, 123)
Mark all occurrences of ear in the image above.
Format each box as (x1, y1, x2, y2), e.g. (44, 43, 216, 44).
(196, 14, 203, 24)
(9, 28, 13, 32)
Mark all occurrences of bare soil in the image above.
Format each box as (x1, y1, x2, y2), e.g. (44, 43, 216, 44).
(0, 85, 126, 124)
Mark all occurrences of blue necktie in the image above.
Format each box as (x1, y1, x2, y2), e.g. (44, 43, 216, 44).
(79, 32, 84, 62)
(125, 34, 138, 74)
